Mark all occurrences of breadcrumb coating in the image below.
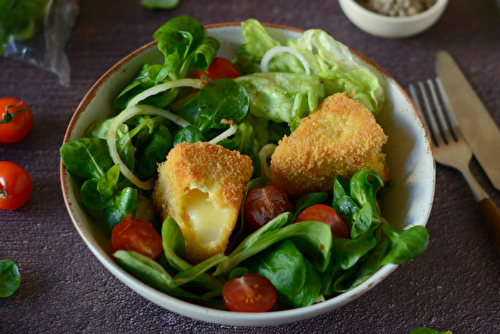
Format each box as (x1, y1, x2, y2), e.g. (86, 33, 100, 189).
(152, 142, 253, 264)
(270, 92, 388, 199)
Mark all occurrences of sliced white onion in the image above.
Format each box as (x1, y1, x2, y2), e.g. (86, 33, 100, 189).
(107, 105, 190, 190)
(260, 46, 311, 75)
(126, 78, 204, 108)
(208, 125, 238, 145)
(258, 143, 277, 180)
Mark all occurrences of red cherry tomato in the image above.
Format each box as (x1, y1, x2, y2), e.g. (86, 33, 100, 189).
(296, 204, 349, 239)
(222, 274, 277, 312)
(243, 185, 293, 230)
(0, 97, 33, 143)
(193, 57, 240, 83)
(0, 161, 32, 210)
(111, 214, 163, 259)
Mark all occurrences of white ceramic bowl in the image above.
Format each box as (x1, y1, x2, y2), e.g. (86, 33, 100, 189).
(60, 22, 435, 326)
(339, 0, 449, 39)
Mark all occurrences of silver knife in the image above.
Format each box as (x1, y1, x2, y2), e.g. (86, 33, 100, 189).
(436, 51, 500, 191)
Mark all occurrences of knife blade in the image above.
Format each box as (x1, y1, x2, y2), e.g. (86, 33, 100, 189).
(436, 51, 500, 191)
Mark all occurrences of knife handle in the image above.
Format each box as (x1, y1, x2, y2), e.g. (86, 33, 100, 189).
(478, 198, 500, 255)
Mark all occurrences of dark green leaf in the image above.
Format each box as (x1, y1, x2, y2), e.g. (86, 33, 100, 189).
(286, 256, 321, 308)
(380, 219, 429, 266)
(113, 64, 156, 110)
(148, 54, 179, 83)
(140, 86, 179, 109)
(0, 260, 21, 298)
(318, 260, 343, 297)
(197, 78, 250, 133)
(293, 192, 329, 220)
(289, 221, 332, 273)
(103, 187, 138, 235)
(268, 121, 290, 144)
(348, 239, 387, 289)
(191, 36, 220, 71)
(172, 254, 226, 286)
(332, 175, 359, 230)
(331, 228, 377, 270)
(334, 238, 387, 292)
(230, 209, 288, 255)
(409, 329, 452, 334)
(136, 125, 173, 181)
(161, 217, 224, 290)
(98, 164, 121, 197)
(228, 267, 249, 280)
(225, 177, 269, 254)
(177, 97, 201, 125)
(113, 250, 225, 308)
(80, 178, 113, 216)
(153, 16, 204, 80)
(173, 125, 206, 146)
(216, 217, 331, 276)
(115, 127, 135, 171)
(350, 203, 373, 239)
(141, 0, 179, 10)
(60, 138, 114, 179)
(245, 240, 307, 303)
(350, 169, 384, 217)
(162, 216, 188, 270)
(113, 250, 174, 292)
(0, 0, 48, 53)
(153, 16, 204, 55)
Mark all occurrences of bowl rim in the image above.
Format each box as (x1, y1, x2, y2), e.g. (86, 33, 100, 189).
(342, 0, 449, 22)
(59, 21, 433, 325)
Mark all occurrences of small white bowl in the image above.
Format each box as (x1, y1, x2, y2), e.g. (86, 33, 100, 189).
(339, 0, 449, 39)
(60, 22, 435, 326)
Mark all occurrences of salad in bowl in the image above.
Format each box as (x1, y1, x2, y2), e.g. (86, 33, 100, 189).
(60, 16, 434, 326)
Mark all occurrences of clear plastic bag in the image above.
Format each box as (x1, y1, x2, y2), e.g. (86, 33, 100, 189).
(0, 0, 79, 87)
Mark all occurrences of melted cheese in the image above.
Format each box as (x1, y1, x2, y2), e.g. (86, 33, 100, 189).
(185, 189, 231, 244)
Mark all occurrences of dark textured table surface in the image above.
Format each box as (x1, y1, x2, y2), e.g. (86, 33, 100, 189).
(1, 0, 500, 333)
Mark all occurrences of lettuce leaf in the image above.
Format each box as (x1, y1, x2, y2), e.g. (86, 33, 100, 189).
(234, 18, 280, 75)
(234, 19, 384, 117)
(235, 72, 325, 131)
(287, 29, 384, 115)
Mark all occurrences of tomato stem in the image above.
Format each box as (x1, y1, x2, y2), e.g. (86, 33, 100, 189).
(0, 189, 12, 199)
(0, 102, 29, 124)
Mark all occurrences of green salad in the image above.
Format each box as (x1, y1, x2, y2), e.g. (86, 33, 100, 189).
(0, 0, 50, 53)
(60, 16, 428, 312)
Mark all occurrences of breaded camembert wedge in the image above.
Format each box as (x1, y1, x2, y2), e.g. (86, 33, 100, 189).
(152, 142, 253, 264)
(270, 92, 388, 199)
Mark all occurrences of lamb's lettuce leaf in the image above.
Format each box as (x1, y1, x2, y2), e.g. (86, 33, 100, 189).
(141, 0, 179, 10)
(113, 16, 220, 110)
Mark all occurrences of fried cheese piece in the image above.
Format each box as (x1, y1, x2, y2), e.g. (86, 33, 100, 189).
(152, 142, 253, 264)
(270, 92, 388, 199)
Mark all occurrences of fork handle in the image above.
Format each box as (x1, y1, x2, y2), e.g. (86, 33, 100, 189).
(478, 198, 500, 255)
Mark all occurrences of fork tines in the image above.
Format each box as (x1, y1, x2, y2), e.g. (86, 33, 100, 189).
(408, 78, 459, 147)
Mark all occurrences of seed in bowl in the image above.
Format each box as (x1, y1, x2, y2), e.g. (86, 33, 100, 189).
(357, 0, 437, 17)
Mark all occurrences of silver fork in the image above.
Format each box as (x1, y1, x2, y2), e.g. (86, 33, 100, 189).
(409, 78, 500, 255)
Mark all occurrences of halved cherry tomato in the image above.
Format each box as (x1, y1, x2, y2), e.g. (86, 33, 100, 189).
(222, 273, 277, 312)
(296, 204, 349, 239)
(193, 57, 240, 83)
(110, 214, 163, 259)
(0, 161, 32, 211)
(0, 97, 33, 143)
(243, 185, 293, 230)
